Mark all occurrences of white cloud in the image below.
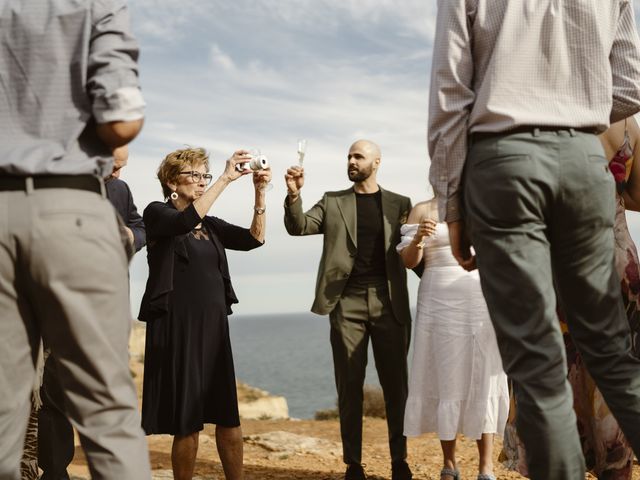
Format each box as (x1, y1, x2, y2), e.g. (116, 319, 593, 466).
(124, 1, 435, 316)
(124, 3, 640, 317)
(130, 0, 437, 43)
(210, 44, 236, 72)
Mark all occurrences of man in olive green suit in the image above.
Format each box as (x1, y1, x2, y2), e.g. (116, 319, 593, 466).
(284, 140, 413, 480)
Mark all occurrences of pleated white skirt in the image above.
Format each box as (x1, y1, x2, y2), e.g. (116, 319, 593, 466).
(402, 225, 509, 440)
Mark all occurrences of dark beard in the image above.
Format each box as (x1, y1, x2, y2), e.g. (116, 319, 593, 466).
(348, 166, 372, 183)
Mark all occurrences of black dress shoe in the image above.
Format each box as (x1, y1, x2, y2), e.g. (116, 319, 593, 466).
(391, 460, 413, 480)
(345, 463, 367, 480)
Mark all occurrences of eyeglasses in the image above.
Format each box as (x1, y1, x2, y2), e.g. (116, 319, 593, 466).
(179, 171, 213, 184)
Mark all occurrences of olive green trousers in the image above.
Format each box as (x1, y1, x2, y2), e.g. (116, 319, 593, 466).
(464, 129, 640, 480)
(329, 283, 410, 465)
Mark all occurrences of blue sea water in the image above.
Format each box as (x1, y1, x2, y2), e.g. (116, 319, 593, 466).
(228, 312, 382, 419)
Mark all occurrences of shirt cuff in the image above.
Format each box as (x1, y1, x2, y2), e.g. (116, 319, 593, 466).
(94, 86, 145, 123)
(283, 194, 300, 208)
(132, 229, 145, 252)
(444, 194, 462, 223)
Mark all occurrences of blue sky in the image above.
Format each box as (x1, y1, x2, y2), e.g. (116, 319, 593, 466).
(123, 2, 640, 317)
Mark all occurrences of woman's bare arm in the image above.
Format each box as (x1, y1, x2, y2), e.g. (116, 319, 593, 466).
(620, 117, 640, 211)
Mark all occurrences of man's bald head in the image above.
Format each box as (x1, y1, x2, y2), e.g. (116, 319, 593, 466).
(347, 139, 381, 184)
(349, 139, 381, 160)
(111, 145, 129, 179)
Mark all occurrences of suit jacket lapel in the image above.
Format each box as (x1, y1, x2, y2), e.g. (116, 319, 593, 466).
(336, 188, 357, 248)
(380, 187, 394, 251)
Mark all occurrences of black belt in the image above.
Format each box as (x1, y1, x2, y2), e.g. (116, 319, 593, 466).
(0, 175, 102, 193)
(470, 125, 599, 142)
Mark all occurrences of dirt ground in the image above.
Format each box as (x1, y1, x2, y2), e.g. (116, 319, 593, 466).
(68, 418, 640, 479)
(66, 358, 639, 480)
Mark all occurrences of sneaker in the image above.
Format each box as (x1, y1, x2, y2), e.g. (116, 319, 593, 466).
(345, 463, 367, 480)
(392, 460, 413, 480)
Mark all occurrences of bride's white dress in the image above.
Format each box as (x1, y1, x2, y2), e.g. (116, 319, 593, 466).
(399, 222, 509, 440)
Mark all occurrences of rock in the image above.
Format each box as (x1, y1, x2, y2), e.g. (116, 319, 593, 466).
(148, 470, 211, 479)
(129, 320, 146, 362)
(238, 395, 289, 420)
(73, 471, 212, 479)
(237, 383, 289, 420)
(244, 431, 341, 459)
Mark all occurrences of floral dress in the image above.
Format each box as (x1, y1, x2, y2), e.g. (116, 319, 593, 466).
(500, 127, 640, 479)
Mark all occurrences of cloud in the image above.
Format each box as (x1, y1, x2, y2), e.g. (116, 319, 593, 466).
(122, 1, 436, 315)
(210, 44, 236, 72)
(130, 0, 437, 45)
(123, 2, 640, 316)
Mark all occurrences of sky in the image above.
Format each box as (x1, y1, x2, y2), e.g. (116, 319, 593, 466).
(123, 2, 640, 317)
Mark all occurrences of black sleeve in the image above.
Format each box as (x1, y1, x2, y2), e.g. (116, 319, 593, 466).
(208, 216, 263, 251)
(123, 183, 146, 251)
(143, 201, 202, 239)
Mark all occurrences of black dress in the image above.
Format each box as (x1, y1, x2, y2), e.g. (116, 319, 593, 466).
(142, 227, 239, 434)
(139, 202, 262, 435)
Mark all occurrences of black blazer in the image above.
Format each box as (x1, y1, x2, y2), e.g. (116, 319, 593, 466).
(138, 201, 262, 322)
(106, 177, 146, 252)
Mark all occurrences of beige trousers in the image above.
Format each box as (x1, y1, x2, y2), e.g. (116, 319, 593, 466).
(0, 187, 151, 480)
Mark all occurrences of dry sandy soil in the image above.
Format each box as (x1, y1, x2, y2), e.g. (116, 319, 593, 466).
(66, 357, 639, 480)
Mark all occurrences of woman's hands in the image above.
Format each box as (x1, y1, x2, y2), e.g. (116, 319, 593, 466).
(221, 150, 253, 182)
(253, 167, 272, 191)
(412, 217, 437, 247)
(220, 150, 271, 192)
(192, 150, 254, 219)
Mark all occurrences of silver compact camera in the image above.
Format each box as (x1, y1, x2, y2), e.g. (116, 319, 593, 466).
(236, 153, 269, 172)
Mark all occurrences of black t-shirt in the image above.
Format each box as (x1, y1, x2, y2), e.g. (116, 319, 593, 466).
(347, 190, 387, 288)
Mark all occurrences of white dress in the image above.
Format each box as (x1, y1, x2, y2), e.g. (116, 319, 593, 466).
(399, 223, 509, 440)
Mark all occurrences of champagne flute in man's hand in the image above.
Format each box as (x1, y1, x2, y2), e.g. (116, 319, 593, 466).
(297, 139, 307, 167)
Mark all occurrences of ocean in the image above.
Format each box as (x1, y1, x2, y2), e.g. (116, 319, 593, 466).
(228, 312, 384, 419)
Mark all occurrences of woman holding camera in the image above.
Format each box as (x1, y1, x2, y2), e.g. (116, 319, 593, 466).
(139, 147, 270, 480)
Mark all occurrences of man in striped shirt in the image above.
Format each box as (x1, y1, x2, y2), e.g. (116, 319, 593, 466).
(429, 1, 640, 479)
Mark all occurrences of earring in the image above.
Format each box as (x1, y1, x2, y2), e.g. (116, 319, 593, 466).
(170, 191, 178, 200)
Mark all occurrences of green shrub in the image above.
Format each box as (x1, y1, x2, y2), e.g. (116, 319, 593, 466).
(313, 384, 386, 420)
(314, 408, 339, 420)
(363, 384, 386, 419)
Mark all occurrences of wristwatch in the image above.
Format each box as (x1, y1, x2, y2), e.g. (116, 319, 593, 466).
(254, 206, 266, 215)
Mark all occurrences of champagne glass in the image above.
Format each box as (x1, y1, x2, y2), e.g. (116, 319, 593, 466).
(297, 139, 307, 167)
(423, 200, 439, 240)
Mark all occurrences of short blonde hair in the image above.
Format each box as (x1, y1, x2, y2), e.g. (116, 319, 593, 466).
(157, 147, 210, 198)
